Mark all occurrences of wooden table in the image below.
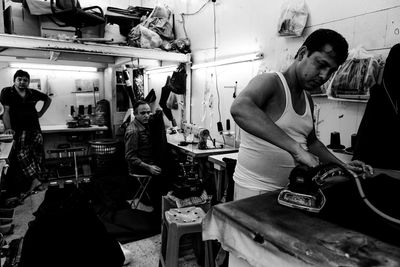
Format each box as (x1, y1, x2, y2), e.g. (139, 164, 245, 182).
(41, 124, 108, 134)
(208, 153, 238, 202)
(203, 191, 400, 267)
(167, 133, 238, 199)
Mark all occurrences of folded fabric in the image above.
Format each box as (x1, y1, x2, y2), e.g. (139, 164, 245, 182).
(166, 190, 211, 208)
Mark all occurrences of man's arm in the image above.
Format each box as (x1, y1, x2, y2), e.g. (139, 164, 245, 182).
(307, 95, 372, 175)
(231, 73, 319, 166)
(307, 129, 343, 165)
(2, 105, 14, 135)
(37, 96, 52, 118)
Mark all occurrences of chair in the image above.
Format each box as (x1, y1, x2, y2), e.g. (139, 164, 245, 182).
(49, 0, 105, 37)
(159, 196, 207, 267)
(129, 173, 152, 209)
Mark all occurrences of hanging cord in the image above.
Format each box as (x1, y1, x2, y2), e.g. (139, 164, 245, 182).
(382, 79, 399, 116)
(337, 165, 400, 226)
(212, 1, 224, 144)
(180, 0, 211, 39)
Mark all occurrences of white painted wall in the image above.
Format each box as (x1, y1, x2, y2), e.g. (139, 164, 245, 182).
(161, 0, 400, 149)
(0, 68, 104, 126)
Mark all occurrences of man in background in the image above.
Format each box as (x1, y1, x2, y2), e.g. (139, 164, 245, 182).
(124, 100, 169, 216)
(230, 29, 372, 200)
(1, 69, 52, 197)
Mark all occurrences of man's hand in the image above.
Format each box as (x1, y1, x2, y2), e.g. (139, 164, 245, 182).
(292, 145, 320, 167)
(4, 129, 15, 135)
(345, 160, 373, 178)
(148, 165, 162, 176)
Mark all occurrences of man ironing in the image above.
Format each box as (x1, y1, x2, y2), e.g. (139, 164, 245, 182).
(230, 29, 373, 200)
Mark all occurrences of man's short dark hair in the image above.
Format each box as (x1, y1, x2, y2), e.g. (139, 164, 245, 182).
(133, 100, 149, 113)
(295, 28, 349, 65)
(13, 69, 30, 81)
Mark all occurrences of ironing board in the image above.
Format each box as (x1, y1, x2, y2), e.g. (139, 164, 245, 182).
(203, 190, 400, 267)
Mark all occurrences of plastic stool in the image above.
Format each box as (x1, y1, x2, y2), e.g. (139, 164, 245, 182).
(160, 196, 206, 267)
(129, 173, 152, 209)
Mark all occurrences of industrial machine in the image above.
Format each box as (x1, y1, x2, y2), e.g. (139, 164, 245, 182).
(181, 122, 214, 150)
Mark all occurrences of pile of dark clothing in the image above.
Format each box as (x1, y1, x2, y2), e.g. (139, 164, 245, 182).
(19, 184, 125, 267)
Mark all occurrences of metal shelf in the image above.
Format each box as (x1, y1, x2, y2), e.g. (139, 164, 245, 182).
(0, 34, 191, 65)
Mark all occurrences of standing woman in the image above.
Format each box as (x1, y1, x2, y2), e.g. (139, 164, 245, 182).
(0, 69, 52, 197)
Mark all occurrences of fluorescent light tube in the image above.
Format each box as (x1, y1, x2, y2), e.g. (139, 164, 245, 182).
(9, 63, 98, 72)
(144, 65, 178, 74)
(191, 52, 263, 70)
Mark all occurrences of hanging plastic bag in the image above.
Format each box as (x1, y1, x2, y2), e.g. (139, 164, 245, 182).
(277, 0, 308, 37)
(142, 5, 174, 41)
(328, 46, 383, 99)
(166, 91, 178, 110)
(128, 25, 162, 48)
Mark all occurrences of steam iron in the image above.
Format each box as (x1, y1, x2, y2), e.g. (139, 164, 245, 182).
(278, 164, 348, 213)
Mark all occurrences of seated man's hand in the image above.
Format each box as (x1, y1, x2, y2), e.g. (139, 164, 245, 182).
(148, 165, 162, 176)
(4, 129, 15, 135)
(345, 160, 373, 178)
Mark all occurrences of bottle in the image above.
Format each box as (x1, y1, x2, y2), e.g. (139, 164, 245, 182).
(66, 106, 74, 123)
(70, 106, 76, 117)
(0, 120, 4, 133)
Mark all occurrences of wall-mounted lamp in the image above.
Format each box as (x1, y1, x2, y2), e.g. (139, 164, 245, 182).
(191, 52, 263, 70)
(9, 63, 98, 72)
(144, 65, 178, 75)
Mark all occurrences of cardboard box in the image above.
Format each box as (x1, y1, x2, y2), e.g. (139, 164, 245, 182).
(40, 16, 75, 39)
(5, 2, 41, 36)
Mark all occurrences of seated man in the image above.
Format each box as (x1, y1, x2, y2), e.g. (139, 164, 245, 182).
(124, 100, 171, 215)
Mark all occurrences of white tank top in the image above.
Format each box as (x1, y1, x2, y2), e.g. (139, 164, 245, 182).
(233, 72, 313, 191)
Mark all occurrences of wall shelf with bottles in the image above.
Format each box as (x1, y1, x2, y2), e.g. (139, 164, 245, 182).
(327, 96, 368, 103)
(312, 94, 368, 103)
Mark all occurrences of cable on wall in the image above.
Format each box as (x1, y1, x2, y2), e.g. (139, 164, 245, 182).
(212, 1, 225, 143)
(180, 0, 211, 39)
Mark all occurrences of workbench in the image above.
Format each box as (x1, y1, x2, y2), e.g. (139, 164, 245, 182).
(41, 124, 108, 134)
(41, 124, 108, 159)
(167, 133, 238, 200)
(208, 153, 238, 202)
(167, 133, 238, 160)
(203, 190, 400, 267)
